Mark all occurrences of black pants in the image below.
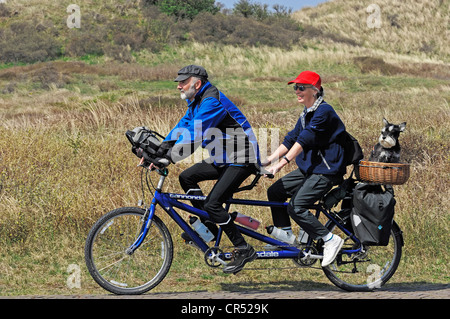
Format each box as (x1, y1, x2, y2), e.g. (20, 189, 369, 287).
(267, 169, 342, 239)
(179, 161, 253, 247)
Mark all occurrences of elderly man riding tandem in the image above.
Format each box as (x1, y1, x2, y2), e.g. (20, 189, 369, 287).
(156, 65, 263, 274)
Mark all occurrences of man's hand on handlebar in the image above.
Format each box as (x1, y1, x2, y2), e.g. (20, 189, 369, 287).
(136, 149, 170, 170)
(138, 157, 170, 170)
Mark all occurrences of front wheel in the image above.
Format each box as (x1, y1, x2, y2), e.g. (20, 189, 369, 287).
(85, 207, 173, 295)
(323, 221, 403, 292)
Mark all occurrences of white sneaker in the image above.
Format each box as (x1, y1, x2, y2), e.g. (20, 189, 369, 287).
(321, 235, 344, 267)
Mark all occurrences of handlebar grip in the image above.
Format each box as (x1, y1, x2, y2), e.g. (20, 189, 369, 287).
(258, 167, 274, 179)
(141, 151, 169, 168)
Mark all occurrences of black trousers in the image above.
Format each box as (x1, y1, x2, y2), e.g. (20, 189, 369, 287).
(267, 169, 342, 239)
(179, 161, 253, 247)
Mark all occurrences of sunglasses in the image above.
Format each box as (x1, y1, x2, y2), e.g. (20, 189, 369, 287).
(293, 84, 314, 91)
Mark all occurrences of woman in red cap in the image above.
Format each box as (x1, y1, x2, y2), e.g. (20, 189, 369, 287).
(263, 71, 346, 267)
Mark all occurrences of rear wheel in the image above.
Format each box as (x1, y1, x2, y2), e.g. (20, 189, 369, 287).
(85, 207, 173, 295)
(322, 221, 403, 292)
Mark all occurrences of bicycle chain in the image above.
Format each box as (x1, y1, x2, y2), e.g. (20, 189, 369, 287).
(203, 244, 324, 271)
(202, 241, 364, 272)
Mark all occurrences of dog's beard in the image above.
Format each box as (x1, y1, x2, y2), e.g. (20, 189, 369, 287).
(379, 135, 396, 148)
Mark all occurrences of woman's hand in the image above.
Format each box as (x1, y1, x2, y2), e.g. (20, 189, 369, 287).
(266, 162, 284, 175)
(265, 142, 303, 175)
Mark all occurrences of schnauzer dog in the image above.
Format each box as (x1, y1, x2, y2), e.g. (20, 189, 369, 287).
(369, 118, 406, 163)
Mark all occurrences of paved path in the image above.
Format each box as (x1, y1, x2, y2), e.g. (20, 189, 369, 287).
(6, 285, 447, 317)
(129, 284, 450, 299)
(11, 283, 449, 299)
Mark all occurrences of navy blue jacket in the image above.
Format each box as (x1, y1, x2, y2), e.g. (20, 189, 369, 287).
(282, 101, 346, 175)
(164, 82, 261, 167)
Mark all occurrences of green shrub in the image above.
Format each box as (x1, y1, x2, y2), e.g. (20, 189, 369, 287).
(233, 0, 293, 20)
(31, 63, 72, 89)
(233, 0, 269, 19)
(0, 3, 11, 17)
(65, 28, 105, 57)
(107, 18, 148, 51)
(142, 0, 219, 20)
(189, 13, 301, 49)
(104, 44, 134, 63)
(0, 21, 61, 63)
(353, 56, 402, 75)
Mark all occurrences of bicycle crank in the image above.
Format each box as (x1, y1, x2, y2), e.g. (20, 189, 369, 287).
(204, 247, 227, 268)
(293, 246, 321, 267)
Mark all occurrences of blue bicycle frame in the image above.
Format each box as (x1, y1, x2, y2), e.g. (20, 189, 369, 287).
(128, 170, 362, 262)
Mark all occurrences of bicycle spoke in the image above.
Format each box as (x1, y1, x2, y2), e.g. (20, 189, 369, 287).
(98, 255, 128, 273)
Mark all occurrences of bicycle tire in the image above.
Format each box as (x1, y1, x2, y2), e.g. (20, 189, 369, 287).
(322, 221, 403, 292)
(85, 206, 173, 295)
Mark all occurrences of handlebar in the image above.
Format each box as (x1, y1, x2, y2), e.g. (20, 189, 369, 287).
(232, 167, 274, 193)
(138, 150, 170, 170)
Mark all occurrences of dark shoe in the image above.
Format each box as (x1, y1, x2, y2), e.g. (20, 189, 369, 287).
(181, 232, 194, 242)
(223, 244, 257, 274)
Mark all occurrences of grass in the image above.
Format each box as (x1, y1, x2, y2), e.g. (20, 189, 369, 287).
(0, 1, 449, 296)
(293, 0, 450, 61)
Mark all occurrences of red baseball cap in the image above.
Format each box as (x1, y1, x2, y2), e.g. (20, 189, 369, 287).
(288, 71, 321, 90)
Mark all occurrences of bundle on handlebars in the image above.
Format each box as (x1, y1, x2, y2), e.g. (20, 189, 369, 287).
(125, 127, 171, 169)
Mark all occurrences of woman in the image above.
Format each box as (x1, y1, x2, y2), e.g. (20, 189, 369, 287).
(263, 71, 346, 267)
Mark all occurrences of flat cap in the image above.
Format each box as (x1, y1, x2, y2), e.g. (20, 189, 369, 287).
(174, 65, 209, 82)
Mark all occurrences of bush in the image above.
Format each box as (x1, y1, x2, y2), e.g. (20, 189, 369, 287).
(0, 22, 61, 63)
(2, 82, 17, 94)
(233, 0, 269, 19)
(353, 56, 402, 75)
(31, 63, 72, 89)
(233, 0, 293, 20)
(0, 1, 309, 65)
(65, 30, 105, 57)
(141, 5, 187, 46)
(142, 0, 219, 20)
(107, 18, 148, 51)
(0, 3, 11, 17)
(104, 44, 135, 63)
(64, 11, 109, 58)
(189, 13, 301, 48)
(188, 13, 235, 44)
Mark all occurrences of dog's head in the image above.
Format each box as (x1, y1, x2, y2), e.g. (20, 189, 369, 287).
(378, 118, 406, 148)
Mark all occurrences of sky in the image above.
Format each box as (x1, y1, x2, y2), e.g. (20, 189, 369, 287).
(217, 0, 330, 12)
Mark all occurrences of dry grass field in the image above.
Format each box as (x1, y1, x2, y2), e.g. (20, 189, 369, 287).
(0, 0, 448, 295)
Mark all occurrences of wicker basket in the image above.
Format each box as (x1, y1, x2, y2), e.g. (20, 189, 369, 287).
(357, 161, 410, 185)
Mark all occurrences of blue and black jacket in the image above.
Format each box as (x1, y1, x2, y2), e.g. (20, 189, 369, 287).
(283, 100, 346, 176)
(163, 82, 261, 168)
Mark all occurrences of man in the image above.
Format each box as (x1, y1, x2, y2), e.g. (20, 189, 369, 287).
(157, 65, 261, 274)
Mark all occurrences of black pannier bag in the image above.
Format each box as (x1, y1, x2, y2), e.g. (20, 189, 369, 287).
(351, 183, 396, 246)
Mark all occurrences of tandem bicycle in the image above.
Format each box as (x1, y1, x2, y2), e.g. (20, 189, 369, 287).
(85, 159, 403, 294)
